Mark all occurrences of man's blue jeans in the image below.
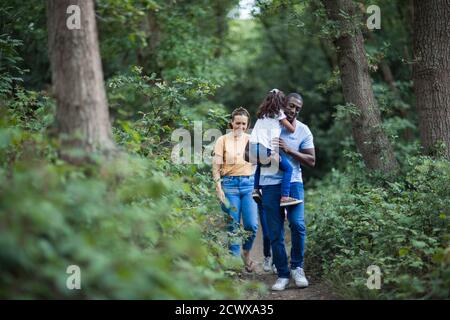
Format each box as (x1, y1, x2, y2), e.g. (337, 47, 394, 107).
(261, 182, 306, 278)
(221, 175, 259, 256)
(257, 202, 271, 258)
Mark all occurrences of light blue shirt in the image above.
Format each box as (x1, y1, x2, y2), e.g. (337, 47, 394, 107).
(259, 120, 314, 186)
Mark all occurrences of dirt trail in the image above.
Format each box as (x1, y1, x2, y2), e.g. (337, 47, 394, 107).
(242, 222, 340, 300)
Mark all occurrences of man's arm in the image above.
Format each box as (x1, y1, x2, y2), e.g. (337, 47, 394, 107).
(272, 137, 316, 168)
(287, 147, 315, 168)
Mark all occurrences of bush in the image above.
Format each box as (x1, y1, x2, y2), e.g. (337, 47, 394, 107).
(305, 156, 450, 299)
(0, 86, 252, 299)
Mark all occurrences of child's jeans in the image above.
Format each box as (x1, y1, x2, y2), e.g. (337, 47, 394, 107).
(249, 142, 293, 197)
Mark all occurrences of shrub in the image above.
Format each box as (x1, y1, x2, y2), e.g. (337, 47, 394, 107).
(306, 156, 450, 299)
(0, 84, 251, 299)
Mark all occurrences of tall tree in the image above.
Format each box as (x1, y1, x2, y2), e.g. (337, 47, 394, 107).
(136, 9, 161, 76)
(322, 0, 399, 173)
(412, 0, 450, 160)
(47, 0, 115, 161)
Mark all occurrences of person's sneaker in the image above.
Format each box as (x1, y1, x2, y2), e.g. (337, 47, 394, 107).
(291, 267, 309, 288)
(252, 189, 262, 204)
(272, 264, 277, 274)
(280, 197, 303, 207)
(271, 278, 289, 291)
(263, 257, 271, 272)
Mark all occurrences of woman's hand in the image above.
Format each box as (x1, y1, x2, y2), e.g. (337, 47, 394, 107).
(216, 187, 226, 204)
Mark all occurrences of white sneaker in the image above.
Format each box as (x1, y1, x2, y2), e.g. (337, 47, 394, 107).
(272, 264, 277, 274)
(271, 278, 289, 291)
(263, 257, 271, 272)
(292, 267, 309, 288)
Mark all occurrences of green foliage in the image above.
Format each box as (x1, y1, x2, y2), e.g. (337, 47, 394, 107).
(0, 87, 251, 299)
(97, 0, 238, 84)
(2, 0, 447, 301)
(106, 66, 228, 161)
(306, 156, 450, 299)
(0, 35, 27, 99)
(0, 3, 48, 88)
(109, 67, 188, 117)
(107, 66, 220, 118)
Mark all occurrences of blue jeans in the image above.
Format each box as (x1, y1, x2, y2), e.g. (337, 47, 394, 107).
(221, 175, 259, 256)
(257, 202, 271, 258)
(261, 182, 306, 278)
(250, 143, 293, 197)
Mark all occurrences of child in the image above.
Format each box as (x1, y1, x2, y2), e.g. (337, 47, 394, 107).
(249, 89, 303, 207)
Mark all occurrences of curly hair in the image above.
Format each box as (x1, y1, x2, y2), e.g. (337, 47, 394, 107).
(256, 89, 286, 119)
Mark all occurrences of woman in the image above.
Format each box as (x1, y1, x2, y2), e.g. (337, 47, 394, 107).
(212, 107, 258, 272)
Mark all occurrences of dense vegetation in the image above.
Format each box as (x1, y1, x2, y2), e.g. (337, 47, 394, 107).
(0, 63, 257, 299)
(1, 0, 449, 299)
(306, 154, 450, 299)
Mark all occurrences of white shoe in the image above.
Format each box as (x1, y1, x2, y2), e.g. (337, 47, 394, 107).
(271, 278, 289, 291)
(263, 257, 271, 272)
(292, 267, 309, 288)
(272, 264, 277, 274)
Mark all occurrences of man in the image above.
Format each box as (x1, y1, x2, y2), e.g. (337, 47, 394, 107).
(259, 92, 316, 291)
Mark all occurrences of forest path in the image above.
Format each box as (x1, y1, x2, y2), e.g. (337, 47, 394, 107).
(241, 222, 340, 300)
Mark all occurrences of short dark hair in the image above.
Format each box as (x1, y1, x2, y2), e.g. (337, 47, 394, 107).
(287, 93, 303, 104)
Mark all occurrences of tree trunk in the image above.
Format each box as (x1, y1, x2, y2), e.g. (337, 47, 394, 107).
(322, 0, 399, 173)
(379, 61, 397, 93)
(213, 2, 226, 58)
(47, 0, 115, 162)
(412, 0, 450, 159)
(136, 10, 161, 76)
(319, 38, 338, 71)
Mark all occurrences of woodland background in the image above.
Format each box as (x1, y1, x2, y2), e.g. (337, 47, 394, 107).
(0, 0, 449, 299)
